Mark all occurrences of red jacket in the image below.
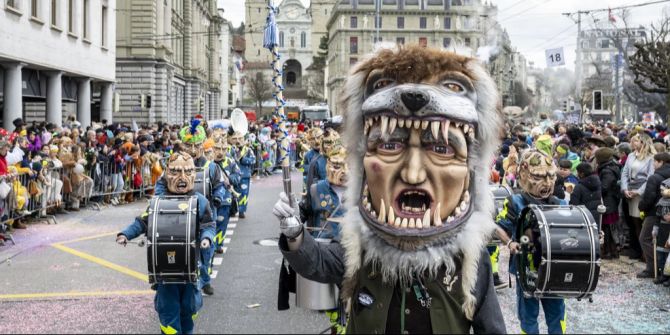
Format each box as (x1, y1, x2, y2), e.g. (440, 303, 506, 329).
(0, 154, 7, 176)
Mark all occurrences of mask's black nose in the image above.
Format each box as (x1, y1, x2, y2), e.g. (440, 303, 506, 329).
(401, 91, 430, 112)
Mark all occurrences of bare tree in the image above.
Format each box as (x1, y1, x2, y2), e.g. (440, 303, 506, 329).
(628, 14, 670, 126)
(247, 72, 273, 117)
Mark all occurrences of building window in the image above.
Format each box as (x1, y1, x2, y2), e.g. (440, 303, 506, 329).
(419, 37, 427, 47)
(374, 36, 382, 43)
(375, 16, 382, 28)
(419, 17, 427, 29)
(258, 7, 261, 13)
(82, 0, 89, 39)
(351, 16, 357, 28)
(443, 37, 451, 48)
(350, 57, 358, 65)
(6, 0, 18, 10)
(279, 31, 284, 47)
(398, 0, 404, 9)
(444, 16, 451, 30)
(31, 0, 38, 18)
(397, 16, 404, 28)
(464, 37, 471, 47)
(101, 5, 107, 46)
(463, 15, 472, 30)
(51, 0, 58, 25)
(350, 36, 358, 54)
(397, 37, 405, 45)
(600, 39, 610, 48)
(67, 0, 74, 33)
(452, 0, 462, 5)
(300, 31, 306, 48)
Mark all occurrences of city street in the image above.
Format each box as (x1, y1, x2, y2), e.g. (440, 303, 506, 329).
(1, 172, 669, 334)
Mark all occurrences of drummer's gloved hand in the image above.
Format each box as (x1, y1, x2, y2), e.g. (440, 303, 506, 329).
(212, 196, 223, 208)
(200, 238, 211, 249)
(273, 192, 296, 220)
(116, 235, 128, 246)
(280, 216, 304, 239)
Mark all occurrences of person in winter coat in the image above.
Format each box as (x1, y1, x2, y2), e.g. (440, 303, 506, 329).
(595, 148, 622, 259)
(638, 152, 670, 280)
(570, 163, 603, 224)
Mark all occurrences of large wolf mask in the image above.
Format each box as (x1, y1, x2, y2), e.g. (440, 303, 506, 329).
(339, 45, 502, 319)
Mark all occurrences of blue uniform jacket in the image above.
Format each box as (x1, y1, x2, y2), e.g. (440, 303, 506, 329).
(495, 192, 566, 274)
(119, 192, 216, 248)
(303, 149, 319, 175)
(309, 180, 344, 239)
(237, 146, 256, 178)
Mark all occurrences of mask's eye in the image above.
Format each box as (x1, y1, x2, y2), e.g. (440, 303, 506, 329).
(443, 82, 464, 93)
(377, 142, 404, 154)
(428, 144, 455, 157)
(373, 78, 395, 90)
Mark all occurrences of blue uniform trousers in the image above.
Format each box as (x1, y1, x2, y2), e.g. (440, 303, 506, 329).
(199, 245, 213, 288)
(154, 283, 202, 334)
(516, 284, 566, 334)
(237, 177, 250, 214)
(214, 205, 231, 251)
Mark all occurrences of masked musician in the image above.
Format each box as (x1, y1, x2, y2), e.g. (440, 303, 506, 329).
(273, 45, 505, 333)
(207, 131, 241, 255)
(116, 152, 215, 334)
(495, 149, 567, 334)
(179, 119, 208, 167)
(302, 127, 323, 187)
(230, 131, 255, 219)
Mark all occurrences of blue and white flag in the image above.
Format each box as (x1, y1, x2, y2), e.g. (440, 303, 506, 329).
(263, 5, 278, 50)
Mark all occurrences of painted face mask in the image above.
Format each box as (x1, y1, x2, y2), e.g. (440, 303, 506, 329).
(326, 145, 348, 186)
(230, 132, 245, 148)
(211, 131, 228, 162)
(179, 122, 206, 159)
(306, 128, 324, 150)
(166, 152, 196, 194)
(517, 149, 557, 199)
(321, 129, 340, 158)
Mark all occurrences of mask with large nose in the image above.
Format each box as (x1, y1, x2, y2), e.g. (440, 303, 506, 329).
(166, 152, 196, 194)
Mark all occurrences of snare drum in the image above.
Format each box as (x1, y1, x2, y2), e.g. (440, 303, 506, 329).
(517, 204, 600, 300)
(147, 196, 200, 284)
(194, 168, 211, 199)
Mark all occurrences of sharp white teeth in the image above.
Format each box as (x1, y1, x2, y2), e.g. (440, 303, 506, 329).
(388, 206, 395, 225)
(379, 199, 386, 223)
(371, 210, 376, 217)
(431, 121, 440, 140)
(398, 118, 404, 128)
(455, 122, 462, 128)
(362, 197, 368, 206)
(409, 218, 416, 228)
(462, 190, 470, 203)
(389, 118, 397, 135)
(441, 120, 450, 144)
(423, 209, 431, 227)
(454, 206, 462, 217)
(366, 203, 372, 212)
(463, 124, 470, 134)
(447, 216, 455, 223)
(394, 217, 401, 227)
(401, 218, 408, 228)
(459, 200, 467, 212)
(413, 120, 421, 129)
(375, 116, 380, 122)
(416, 219, 423, 229)
(364, 122, 370, 135)
(434, 203, 442, 226)
(468, 127, 475, 140)
(421, 120, 429, 130)
(380, 116, 389, 138)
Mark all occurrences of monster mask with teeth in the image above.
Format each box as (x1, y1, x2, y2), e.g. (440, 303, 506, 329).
(339, 45, 502, 320)
(517, 149, 557, 199)
(166, 152, 196, 194)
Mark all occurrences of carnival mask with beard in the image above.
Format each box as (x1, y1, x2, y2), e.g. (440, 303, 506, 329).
(211, 131, 228, 162)
(321, 129, 340, 158)
(517, 149, 557, 199)
(166, 153, 196, 194)
(306, 128, 324, 151)
(339, 46, 501, 317)
(230, 132, 245, 148)
(327, 145, 348, 186)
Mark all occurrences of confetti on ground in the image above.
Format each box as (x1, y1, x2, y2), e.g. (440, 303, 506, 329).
(246, 303, 261, 309)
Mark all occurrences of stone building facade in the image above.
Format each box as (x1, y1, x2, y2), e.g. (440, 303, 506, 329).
(115, 0, 223, 125)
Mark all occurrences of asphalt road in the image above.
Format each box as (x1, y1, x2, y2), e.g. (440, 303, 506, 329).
(1, 171, 669, 334)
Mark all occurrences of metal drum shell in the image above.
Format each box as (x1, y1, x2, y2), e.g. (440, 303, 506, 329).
(518, 205, 600, 300)
(194, 168, 212, 199)
(146, 196, 200, 284)
(295, 238, 340, 310)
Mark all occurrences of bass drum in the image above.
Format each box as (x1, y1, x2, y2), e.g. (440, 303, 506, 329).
(194, 168, 211, 199)
(147, 196, 200, 284)
(517, 204, 600, 300)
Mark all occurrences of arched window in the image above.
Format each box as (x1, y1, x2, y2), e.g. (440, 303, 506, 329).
(300, 32, 306, 48)
(279, 31, 285, 47)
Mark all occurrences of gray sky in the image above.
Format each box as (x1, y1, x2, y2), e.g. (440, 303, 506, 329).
(219, 0, 669, 70)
